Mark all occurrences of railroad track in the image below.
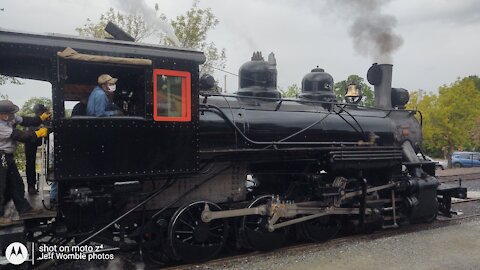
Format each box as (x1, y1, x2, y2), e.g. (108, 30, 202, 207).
(165, 212, 480, 270)
(438, 172, 480, 183)
(165, 195, 480, 270)
(46, 170, 480, 270)
(164, 172, 480, 270)
(452, 198, 480, 204)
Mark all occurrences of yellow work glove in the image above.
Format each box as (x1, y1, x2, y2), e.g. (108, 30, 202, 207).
(40, 112, 51, 121)
(35, 127, 48, 138)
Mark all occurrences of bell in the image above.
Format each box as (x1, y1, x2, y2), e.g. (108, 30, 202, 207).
(345, 84, 362, 104)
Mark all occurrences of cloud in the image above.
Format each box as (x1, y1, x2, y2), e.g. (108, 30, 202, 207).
(397, 0, 480, 26)
(110, 0, 181, 46)
(0, 0, 479, 103)
(326, 0, 403, 63)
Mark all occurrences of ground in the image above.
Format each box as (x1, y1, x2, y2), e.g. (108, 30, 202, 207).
(185, 217, 480, 270)
(2, 168, 480, 269)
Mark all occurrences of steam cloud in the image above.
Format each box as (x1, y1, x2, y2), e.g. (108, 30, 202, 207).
(111, 0, 181, 47)
(331, 0, 403, 63)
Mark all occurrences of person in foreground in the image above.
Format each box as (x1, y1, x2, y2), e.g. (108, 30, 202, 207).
(24, 103, 49, 194)
(0, 100, 50, 227)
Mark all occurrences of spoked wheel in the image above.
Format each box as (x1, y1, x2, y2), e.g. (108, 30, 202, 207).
(240, 195, 288, 251)
(297, 215, 341, 242)
(167, 200, 228, 262)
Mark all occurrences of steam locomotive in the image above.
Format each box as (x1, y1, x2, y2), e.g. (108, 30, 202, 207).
(0, 24, 466, 265)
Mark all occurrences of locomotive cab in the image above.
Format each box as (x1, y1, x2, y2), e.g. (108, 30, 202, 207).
(54, 48, 205, 181)
(0, 28, 206, 182)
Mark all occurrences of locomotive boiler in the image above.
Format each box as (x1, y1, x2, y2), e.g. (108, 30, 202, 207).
(0, 26, 466, 266)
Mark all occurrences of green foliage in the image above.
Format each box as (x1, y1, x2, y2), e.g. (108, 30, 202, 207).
(334, 81, 346, 101)
(75, 8, 156, 41)
(18, 97, 52, 116)
(160, 0, 226, 75)
(14, 140, 26, 172)
(466, 75, 480, 90)
(0, 75, 23, 86)
(65, 109, 73, 118)
(334, 75, 374, 106)
(0, 76, 23, 104)
(163, 0, 216, 48)
(76, 1, 226, 76)
(281, 84, 301, 98)
(406, 77, 480, 159)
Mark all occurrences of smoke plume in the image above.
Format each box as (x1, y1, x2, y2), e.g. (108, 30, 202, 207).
(331, 0, 403, 63)
(111, 0, 181, 47)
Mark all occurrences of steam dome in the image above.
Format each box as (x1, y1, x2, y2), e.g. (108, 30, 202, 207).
(299, 67, 336, 102)
(236, 51, 281, 99)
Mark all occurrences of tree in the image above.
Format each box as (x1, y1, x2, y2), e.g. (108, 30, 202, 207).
(158, 0, 226, 75)
(18, 97, 52, 116)
(75, 8, 156, 42)
(406, 90, 441, 156)
(334, 75, 374, 106)
(467, 75, 480, 91)
(471, 117, 480, 151)
(435, 77, 480, 155)
(281, 84, 301, 98)
(0, 75, 22, 85)
(406, 77, 480, 162)
(76, 1, 227, 76)
(0, 75, 22, 106)
(1, 50, 23, 93)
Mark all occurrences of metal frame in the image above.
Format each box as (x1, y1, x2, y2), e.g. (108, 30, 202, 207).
(153, 69, 192, 122)
(201, 181, 399, 231)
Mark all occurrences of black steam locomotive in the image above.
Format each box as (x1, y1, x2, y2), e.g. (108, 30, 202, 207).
(0, 25, 466, 265)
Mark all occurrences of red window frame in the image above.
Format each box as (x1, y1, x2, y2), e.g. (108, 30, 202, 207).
(153, 69, 191, 122)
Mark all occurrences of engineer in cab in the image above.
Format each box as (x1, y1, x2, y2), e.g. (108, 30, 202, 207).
(87, 74, 123, 117)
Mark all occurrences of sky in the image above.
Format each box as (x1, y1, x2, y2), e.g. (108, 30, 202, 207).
(0, 0, 479, 106)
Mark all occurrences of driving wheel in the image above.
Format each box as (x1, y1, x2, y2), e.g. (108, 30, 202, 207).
(239, 195, 288, 251)
(297, 215, 341, 242)
(167, 200, 228, 262)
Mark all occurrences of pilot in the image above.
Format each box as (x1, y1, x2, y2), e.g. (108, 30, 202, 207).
(86, 74, 123, 117)
(0, 100, 50, 226)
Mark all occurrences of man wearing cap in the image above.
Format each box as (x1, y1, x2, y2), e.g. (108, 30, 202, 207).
(0, 100, 50, 226)
(24, 103, 49, 194)
(87, 74, 123, 117)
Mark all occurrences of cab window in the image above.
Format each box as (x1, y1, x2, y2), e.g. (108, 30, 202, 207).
(153, 69, 191, 122)
(61, 61, 146, 118)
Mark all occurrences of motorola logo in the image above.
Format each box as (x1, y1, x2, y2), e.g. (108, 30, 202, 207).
(5, 242, 28, 265)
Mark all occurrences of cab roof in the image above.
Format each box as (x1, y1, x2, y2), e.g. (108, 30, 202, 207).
(0, 28, 206, 81)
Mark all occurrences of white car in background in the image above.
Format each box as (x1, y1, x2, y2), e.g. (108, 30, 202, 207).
(417, 154, 447, 170)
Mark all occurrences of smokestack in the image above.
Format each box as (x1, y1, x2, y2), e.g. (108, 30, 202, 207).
(367, 63, 392, 109)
